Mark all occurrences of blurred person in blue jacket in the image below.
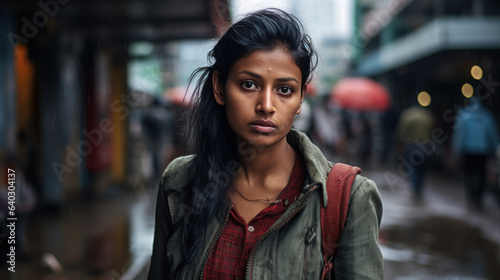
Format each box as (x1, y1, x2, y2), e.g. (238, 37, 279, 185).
(453, 96, 500, 207)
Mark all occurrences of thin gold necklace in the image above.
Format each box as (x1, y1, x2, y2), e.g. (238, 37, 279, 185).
(233, 187, 283, 205)
(233, 153, 296, 205)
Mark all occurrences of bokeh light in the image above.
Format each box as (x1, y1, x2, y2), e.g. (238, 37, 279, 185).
(471, 65, 483, 80)
(461, 83, 474, 98)
(417, 91, 431, 107)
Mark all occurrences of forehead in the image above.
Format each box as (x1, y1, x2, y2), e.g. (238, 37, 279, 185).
(229, 47, 302, 82)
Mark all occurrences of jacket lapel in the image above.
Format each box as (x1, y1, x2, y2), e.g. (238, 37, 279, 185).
(287, 129, 333, 207)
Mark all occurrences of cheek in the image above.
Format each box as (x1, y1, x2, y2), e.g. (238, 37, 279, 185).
(274, 107, 299, 129)
(224, 96, 248, 126)
(284, 112, 298, 128)
(224, 86, 250, 115)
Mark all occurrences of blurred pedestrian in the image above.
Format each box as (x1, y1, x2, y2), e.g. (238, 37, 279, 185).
(379, 108, 399, 164)
(141, 97, 171, 186)
(452, 96, 500, 207)
(148, 9, 383, 279)
(396, 104, 435, 197)
(352, 112, 372, 166)
(311, 95, 348, 158)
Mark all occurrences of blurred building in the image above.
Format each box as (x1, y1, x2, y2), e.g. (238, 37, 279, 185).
(0, 0, 229, 210)
(351, 0, 500, 163)
(321, 37, 351, 88)
(289, 0, 353, 93)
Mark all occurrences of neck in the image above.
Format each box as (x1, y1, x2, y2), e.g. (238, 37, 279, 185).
(236, 138, 296, 192)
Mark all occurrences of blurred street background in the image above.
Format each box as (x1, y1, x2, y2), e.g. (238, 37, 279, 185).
(1, 0, 500, 279)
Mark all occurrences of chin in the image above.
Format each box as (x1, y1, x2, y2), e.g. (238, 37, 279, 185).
(238, 132, 287, 149)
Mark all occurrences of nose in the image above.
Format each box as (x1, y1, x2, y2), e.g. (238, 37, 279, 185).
(256, 87, 275, 115)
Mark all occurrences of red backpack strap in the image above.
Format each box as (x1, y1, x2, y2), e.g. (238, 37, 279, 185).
(320, 163, 361, 279)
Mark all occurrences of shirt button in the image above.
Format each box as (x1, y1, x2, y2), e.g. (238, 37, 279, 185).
(248, 226, 255, 232)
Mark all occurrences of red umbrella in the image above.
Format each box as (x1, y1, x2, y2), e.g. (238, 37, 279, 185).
(329, 77, 391, 111)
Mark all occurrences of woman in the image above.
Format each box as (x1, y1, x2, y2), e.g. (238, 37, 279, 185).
(148, 9, 383, 279)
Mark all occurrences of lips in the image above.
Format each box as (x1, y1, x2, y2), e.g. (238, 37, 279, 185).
(250, 119, 277, 133)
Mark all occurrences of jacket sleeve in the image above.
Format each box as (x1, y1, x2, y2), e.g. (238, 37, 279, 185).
(334, 175, 384, 280)
(147, 179, 174, 280)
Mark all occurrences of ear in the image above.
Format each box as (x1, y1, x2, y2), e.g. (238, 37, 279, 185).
(212, 70, 225, 105)
(296, 88, 305, 115)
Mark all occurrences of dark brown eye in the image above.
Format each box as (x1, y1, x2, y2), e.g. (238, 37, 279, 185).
(241, 81, 257, 90)
(278, 87, 293, 95)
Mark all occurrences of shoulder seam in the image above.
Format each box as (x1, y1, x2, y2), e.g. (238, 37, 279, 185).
(349, 175, 369, 198)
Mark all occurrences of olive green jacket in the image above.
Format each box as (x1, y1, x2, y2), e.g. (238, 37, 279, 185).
(148, 129, 383, 279)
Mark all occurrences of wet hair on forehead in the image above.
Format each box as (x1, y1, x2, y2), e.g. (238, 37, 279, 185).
(210, 8, 317, 90)
(247, 41, 293, 56)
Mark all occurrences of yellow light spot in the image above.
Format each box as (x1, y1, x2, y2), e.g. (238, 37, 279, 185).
(461, 83, 474, 98)
(417, 91, 431, 107)
(471, 65, 483, 80)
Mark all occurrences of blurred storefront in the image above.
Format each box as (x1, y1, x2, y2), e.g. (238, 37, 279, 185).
(0, 0, 229, 210)
(351, 0, 500, 167)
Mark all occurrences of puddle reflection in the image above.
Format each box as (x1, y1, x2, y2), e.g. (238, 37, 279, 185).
(381, 216, 500, 279)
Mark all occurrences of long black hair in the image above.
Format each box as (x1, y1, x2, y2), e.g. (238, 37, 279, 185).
(173, 8, 317, 265)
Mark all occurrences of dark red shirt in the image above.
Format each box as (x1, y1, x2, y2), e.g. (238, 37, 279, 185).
(203, 153, 306, 280)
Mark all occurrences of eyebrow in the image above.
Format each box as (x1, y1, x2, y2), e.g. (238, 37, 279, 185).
(236, 70, 300, 85)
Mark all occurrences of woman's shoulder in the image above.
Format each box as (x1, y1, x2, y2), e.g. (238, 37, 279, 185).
(350, 174, 378, 195)
(349, 174, 381, 203)
(159, 154, 195, 190)
(349, 173, 383, 223)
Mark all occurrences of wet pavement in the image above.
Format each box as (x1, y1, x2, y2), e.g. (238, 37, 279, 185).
(1, 190, 157, 280)
(363, 163, 500, 280)
(2, 158, 500, 280)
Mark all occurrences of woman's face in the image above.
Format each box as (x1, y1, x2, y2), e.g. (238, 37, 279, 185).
(213, 47, 303, 149)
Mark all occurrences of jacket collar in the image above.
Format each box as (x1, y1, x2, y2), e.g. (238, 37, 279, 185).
(287, 129, 332, 207)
